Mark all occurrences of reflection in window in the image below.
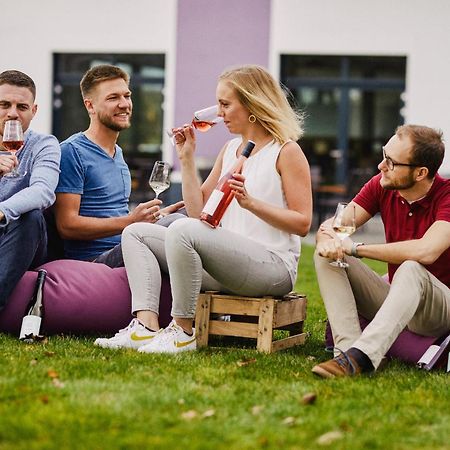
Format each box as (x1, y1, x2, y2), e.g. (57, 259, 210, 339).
(281, 55, 406, 187)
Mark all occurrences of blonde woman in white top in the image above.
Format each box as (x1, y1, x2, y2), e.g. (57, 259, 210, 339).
(97, 65, 312, 352)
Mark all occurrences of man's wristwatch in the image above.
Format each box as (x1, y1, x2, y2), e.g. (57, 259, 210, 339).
(351, 242, 364, 258)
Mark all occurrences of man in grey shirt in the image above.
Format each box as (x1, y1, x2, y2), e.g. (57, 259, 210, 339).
(0, 70, 61, 310)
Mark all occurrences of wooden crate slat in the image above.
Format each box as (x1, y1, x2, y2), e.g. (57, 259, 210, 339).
(271, 333, 307, 352)
(272, 298, 307, 327)
(209, 321, 259, 338)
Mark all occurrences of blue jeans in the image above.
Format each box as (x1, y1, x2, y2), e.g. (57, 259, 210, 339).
(0, 210, 48, 310)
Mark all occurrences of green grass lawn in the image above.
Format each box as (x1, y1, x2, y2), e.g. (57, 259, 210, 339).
(0, 245, 449, 450)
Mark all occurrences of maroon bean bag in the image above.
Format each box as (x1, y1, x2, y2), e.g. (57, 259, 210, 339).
(325, 318, 444, 365)
(0, 259, 172, 336)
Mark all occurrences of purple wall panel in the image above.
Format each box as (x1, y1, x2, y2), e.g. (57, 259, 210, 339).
(173, 0, 271, 168)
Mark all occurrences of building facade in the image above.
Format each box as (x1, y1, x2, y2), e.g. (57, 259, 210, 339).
(2, 0, 449, 202)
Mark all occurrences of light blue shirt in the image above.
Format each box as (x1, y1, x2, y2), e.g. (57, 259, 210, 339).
(56, 132, 131, 261)
(0, 129, 61, 226)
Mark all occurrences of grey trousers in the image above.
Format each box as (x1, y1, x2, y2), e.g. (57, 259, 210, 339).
(93, 212, 187, 268)
(314, 251, 450, 369)
(122, 218, 293, 317)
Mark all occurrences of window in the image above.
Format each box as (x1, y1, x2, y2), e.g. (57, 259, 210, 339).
(281, 55, 406, 191)
(52, 53, 165, 201)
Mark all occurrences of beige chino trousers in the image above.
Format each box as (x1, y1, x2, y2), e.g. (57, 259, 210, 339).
(314, 252, 450, 369)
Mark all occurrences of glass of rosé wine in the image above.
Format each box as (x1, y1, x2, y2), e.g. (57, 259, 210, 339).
(167, 105, 223, 143)
(2, 120, 25, 178)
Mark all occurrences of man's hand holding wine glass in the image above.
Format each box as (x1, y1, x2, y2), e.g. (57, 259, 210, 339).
(129, 199, 163, 224)
(0, 153, 17, 176)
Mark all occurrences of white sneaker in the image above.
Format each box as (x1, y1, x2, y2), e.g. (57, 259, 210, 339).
(94, 318, 158, 350)
(138, 320, 196, 354)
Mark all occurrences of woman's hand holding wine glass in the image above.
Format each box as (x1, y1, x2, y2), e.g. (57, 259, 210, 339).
(2, 119, 25, 178)
(329, 202, 356, 268)
(167, 105, 223, 146)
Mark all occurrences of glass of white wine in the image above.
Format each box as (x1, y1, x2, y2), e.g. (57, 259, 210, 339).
(330, 202, 356, 268)
(149, 161, 170, 199)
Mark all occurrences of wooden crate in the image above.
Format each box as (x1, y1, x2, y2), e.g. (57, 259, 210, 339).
(195, 291, 307, 353)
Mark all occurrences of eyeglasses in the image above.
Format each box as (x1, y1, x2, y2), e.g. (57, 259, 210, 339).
(382, 147, 420, 171)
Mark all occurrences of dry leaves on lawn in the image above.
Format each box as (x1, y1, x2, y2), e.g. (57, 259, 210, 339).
(317, 430, 344, 446)
(282, 416, 296, 426)
(301, 392, 317, 405)
(181, 410, 198, 420)
(236, 358, 257, 367)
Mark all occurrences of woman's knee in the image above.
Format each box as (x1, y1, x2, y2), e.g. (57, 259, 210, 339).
(166, 218, 201, 245)
(122, 222, 159, 243)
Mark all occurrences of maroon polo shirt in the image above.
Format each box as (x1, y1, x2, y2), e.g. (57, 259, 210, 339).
(353, 173, 450, 287)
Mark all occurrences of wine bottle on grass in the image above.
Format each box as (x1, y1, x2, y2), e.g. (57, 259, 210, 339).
(19, 269, 47, 342)
(200, 140, 255, 228)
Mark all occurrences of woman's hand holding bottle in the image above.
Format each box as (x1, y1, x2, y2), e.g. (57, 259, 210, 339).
(228, 173, 251, 208)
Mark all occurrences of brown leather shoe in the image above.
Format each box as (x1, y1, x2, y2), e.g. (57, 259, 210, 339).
(312, 351, 363, 378)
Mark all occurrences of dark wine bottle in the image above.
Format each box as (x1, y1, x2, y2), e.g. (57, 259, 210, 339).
(200, 140, 255, 228)
(19, 269, 47, 342)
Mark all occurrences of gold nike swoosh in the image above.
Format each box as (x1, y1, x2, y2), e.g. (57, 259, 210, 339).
(130, 332, 154, 341)
(175, 337, 196, 348)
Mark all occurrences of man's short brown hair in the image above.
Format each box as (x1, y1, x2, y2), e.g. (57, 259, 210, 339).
(396, 124, 445, 178)
(0, 70, 36, 100)
(80, 64, 130, 99)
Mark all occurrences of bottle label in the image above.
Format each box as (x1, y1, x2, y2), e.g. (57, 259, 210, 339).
(202, 189, 224, 216)
(19, 315, 42, 340)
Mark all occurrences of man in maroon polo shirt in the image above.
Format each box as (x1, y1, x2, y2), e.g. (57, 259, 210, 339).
(312, 124, 450, 378)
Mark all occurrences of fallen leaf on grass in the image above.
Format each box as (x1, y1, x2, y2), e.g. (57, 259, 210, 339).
(44, 351, 55, 357)
(301, 392, 317, 405)
(202, 409, 215, 418)
(177, 398, 185, 405)
(52, 378, 65, 389)
(317, 430, 344, 446)
(251, 405, 264, 415)
(236, 358, 257, 367)
(40, 395, 49, 404)
(282, 416, 296, 426)
(181, 410, 198, 420)
(30, 359, 38, 366)
(306, 355, 316, 361)
(47, 370, 59, 379)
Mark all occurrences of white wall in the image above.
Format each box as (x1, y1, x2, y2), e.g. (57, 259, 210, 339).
(0, 0, 177, 160)
(271, 0, 450, 173)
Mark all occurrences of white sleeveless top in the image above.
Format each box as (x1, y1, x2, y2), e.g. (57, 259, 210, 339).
(220, 138, 301, 285)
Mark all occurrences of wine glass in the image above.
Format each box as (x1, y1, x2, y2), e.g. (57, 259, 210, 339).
(166, 105, 223, 142)
(149, 161, 170, 199)
(330, 202, 356, 268)
(2, 119, 25, 178)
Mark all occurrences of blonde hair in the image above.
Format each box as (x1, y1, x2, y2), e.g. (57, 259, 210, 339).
(219, 65, 303, 144)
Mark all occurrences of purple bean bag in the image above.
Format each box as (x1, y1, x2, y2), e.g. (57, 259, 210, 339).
(0, 259, 172, 336)
(325, 317, 442, 365)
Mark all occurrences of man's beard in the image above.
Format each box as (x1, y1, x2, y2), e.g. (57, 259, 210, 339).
(98, 111, 132, 132)
(381, 171, 416, 190)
